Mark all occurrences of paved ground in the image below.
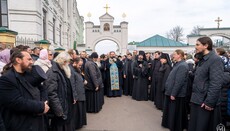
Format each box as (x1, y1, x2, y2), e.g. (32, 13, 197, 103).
(78, 95, 168, 131)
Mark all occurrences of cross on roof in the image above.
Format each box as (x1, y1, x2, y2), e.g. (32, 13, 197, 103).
(215, 17, 222, 28)
(104, 4, 110, 13)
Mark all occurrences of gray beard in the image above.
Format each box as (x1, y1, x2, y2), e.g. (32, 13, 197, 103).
(96, 61, 101, 68)
(61, 64, 71, 79)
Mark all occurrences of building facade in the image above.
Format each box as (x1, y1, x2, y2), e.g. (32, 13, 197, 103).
(82, 12, 128, 55)
(1, 0, 84, 49)
(135, 34, 195, 54)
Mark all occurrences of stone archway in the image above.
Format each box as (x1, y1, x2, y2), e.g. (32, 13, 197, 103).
(85, 12, 128, 55)
(95, 40, 119, 55)
(208, 33, 230, 39)
(187, 27, 230, 45)
(92, 36, 121, 54)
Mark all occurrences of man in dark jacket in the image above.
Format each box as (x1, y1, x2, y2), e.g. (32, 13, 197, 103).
(44, 52, 77, 131)
(161, 49, 189, 131)
(0, 51, 49, 131)
(188, 37, 224, 131)
(72, 57, 87, 129)
(84, 52, 104, 113)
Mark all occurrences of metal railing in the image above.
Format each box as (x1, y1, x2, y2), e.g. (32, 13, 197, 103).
(15, 36, 37, 48)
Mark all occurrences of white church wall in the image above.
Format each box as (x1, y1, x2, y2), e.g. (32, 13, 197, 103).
(8, 0, 84, 50)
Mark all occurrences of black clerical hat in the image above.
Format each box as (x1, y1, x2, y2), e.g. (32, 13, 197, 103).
(138, 50, 146, 61)
(160, 53, 168, 59)
(139, 50, 145, 56)
(91, 52, 98, 58)
(24, 65, 47, 86)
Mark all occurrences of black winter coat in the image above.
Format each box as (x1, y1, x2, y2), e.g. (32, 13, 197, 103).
(74, 71, 86, 101)
(44, 62, 76, 119)
(0, 68, 45, 131)
(84, 60, 103, 90)
(190, 51, 224, 108)
(165, 60, 189, 97)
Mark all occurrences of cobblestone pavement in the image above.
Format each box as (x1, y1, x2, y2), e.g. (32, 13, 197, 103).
(78, 95, 168, 131)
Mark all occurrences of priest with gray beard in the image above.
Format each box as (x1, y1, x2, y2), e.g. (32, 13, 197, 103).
(44, 52, 77, 131)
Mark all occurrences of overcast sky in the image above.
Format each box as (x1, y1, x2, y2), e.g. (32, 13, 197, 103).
(77, 0, 230, 43)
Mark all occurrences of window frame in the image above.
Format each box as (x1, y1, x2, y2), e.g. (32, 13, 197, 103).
(0, 0, 8, 28)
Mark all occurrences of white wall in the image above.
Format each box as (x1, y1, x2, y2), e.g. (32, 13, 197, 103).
(8, 0, 84, 50)
(85, 13, 128, 55)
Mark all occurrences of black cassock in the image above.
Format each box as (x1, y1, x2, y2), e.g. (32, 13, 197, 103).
(132, 60, 149, 101)
(154, 63, 171, 110)
(161, 96, 188, 131)
(73, 71, 87, 129)
(149, 58, 161, 101)
(84, 60, 104, 113)
(123, 59, 134, 96)
(99, 60, 107, 96)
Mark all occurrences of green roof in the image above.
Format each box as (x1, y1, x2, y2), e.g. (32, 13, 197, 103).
(54, 47, 65, 51)
(0, 27, 18, 35)
(136, 34, 188, 47)
(34, 39, 51, 44)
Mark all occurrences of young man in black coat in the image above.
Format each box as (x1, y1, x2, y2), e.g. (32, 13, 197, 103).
(0, 51, 49, 131)
(188, 37, 224, 131)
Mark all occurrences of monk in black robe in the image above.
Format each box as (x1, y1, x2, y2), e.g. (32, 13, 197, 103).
(123, 53, 134, 96)
(149, 51, 161, 101)
(132, 51, 149, 101)
(154, 53, 171, 110)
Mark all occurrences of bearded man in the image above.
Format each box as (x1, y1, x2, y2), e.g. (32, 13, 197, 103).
(0, 51, 49, 131)
(44, 52, 77, 131)
(132, 51, 149, 101)
(105, 51, 123, 97)
(188, 37, 224, 131)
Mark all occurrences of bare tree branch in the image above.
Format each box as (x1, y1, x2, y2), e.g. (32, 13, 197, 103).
(166, 26, 184, 42)
(190, 25, 203, 35)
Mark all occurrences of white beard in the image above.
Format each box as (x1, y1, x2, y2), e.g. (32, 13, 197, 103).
(96, 61, 101, 68)
(61, 64, 71, 79)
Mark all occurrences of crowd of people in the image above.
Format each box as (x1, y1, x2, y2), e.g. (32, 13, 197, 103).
(0, 36, 230, 131)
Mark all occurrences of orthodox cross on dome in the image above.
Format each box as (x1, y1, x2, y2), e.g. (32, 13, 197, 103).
(104, 4, 110, 13)
(215, 17, 222, 29)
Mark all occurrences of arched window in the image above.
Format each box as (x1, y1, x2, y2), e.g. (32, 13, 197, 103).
(104, 23, 110, 31)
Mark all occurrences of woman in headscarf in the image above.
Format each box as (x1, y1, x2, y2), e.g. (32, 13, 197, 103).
(34, 49, 52, 73)
(0, 49, 10, 76)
